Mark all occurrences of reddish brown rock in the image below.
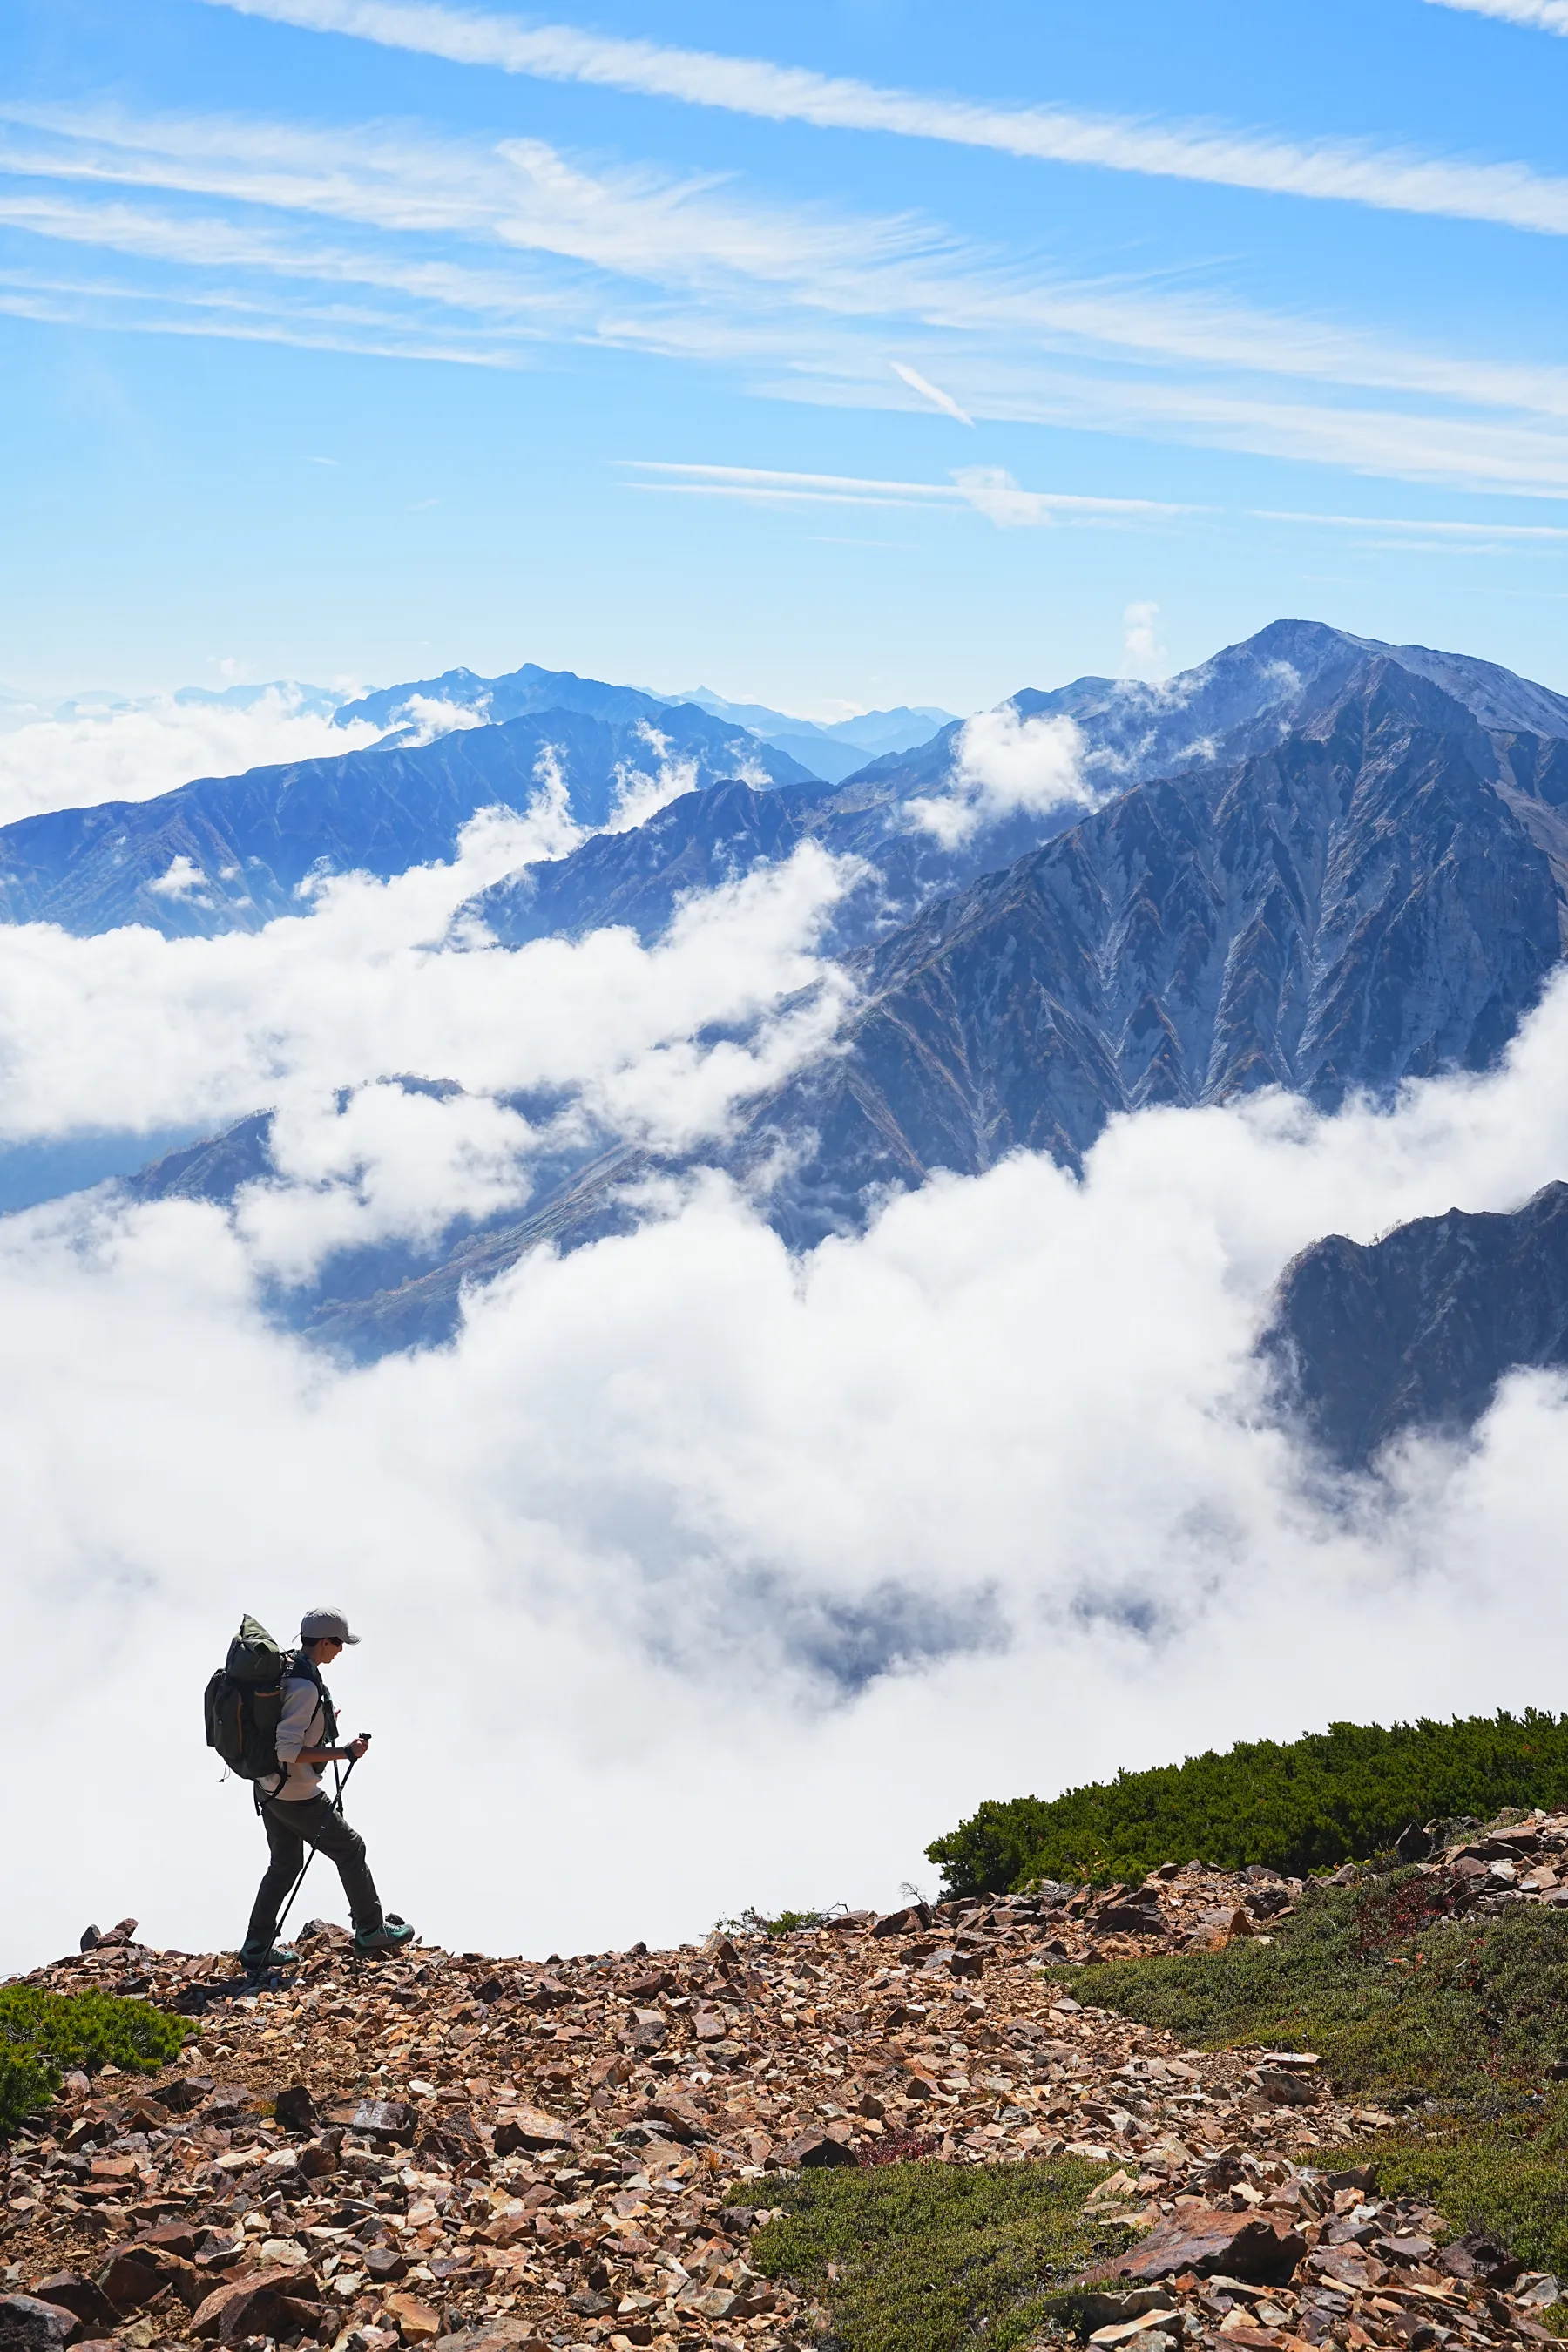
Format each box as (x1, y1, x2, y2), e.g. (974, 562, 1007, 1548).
(1113, 2207, 1306, 2285)
(132, 2223, 199, 2260)
(871, 1902, 932, 1937)
(781, 2127, 858, 2167)
(1310, 2248, 1388, 2291)
(23, 2283, 113, 2338)
(96, 2251, 166, 2313)
(385, 2293, 443, 2341)
(189, 2264, 321, 2342)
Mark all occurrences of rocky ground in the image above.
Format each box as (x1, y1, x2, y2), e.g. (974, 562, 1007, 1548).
(4, 1808, 1567, 2352)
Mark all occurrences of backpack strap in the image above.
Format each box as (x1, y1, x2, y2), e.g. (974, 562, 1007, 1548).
(288, 1646, 340, 1747)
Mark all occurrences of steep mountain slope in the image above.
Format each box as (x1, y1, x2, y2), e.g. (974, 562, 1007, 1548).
(472, 781, 822, 948)
(1263, 1182, 1568, 1467)
(468, 771, 1089, 954)
(735, 660, 1568, 1244)
(0, 708, 816, 940)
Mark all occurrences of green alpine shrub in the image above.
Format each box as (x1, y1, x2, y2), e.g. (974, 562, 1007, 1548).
(1067, 1874, 1568, 2277)
(928, 1710, 1568, 1894)
(0, 1985, 187, 2136)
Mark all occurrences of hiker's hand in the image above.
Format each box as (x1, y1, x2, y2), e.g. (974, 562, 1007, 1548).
(347, 1734, 371, 1761)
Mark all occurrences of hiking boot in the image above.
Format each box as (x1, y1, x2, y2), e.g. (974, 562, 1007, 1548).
(240, 1943, 299, 1977)
(353, 1914, 416, 1955)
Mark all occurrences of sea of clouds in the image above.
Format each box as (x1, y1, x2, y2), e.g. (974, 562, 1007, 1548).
(4, 694, 1568, 1977)
(0, 686, 389, 825)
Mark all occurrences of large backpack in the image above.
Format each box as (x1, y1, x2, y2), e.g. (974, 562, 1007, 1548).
(204, 1615, 289, 1781)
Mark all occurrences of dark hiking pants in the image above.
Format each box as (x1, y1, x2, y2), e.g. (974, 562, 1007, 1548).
(243, 1794, 382, 1962)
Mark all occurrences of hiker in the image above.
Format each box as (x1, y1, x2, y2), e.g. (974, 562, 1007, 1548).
(240, 1606, 414, 1976)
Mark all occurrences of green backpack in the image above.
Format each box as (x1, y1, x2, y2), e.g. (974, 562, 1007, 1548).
(204, 1614, 288, 1781)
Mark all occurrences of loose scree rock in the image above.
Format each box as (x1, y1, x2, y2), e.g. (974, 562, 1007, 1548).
(10, 1806, 1568, 2352)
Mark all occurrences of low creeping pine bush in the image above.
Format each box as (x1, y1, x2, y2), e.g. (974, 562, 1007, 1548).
(926, 1710, 1568, 1896)
(0, 1985, 187, 2136)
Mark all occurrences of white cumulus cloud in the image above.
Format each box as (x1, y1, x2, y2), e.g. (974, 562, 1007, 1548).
(908, 706, 1094, 844)
(0, 686, 384, 825)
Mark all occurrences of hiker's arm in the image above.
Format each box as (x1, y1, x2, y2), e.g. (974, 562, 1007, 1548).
(296, 1734, 371, 1766)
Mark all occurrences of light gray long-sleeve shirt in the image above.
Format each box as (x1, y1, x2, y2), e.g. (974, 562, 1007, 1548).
(260, 1671, 332, 1803)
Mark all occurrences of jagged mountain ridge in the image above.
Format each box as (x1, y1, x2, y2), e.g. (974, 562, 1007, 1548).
(332, 662, 709, 739)
(129, 648, 1568, 1358)
(1262, 1182, 1568, 1468)
(468, 618, 1568, 959)
(467, 772, 1095, 955)
(848, 617, 1568, 808)
(0, 706, 818, 941)
(724, 659, 1568, 1244)
(335, 665, 954, 781)
(11, 618, 1565, 950)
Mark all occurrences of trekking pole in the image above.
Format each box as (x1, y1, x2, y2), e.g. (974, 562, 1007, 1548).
(273, 1755, 358, 1945)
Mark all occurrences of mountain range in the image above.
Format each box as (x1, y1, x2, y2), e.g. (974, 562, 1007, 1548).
(667, 687, 956, 782)
(331, 663, 954, 781)
(0, 697, 817, 940)
(13, 618, 1568, 1456)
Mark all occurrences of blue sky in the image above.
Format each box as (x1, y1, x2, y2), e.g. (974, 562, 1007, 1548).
(6, 0, 1568, 714)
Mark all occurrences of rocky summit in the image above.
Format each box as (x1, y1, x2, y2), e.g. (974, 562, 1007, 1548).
(8, 1808, 1568, 2352)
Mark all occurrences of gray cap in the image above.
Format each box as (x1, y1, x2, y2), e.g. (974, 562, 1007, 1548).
(301, 1606, 360, 1646)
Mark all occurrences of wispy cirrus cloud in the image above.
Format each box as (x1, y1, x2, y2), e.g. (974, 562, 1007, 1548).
(625, 463, 1568, 556)
(202, 0, 1568, 240)
(620, 459, 1200, 528)
(0, 108, 929, 289)
(1423, 0, 1568, 29)
(15, 101, 1568, 427)
(11, 105, 1568, 495)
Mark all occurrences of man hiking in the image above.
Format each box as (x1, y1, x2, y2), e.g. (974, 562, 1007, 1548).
(240, 1607, 415, 1977)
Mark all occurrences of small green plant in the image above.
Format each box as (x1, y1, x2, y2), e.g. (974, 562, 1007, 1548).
(927, 1709, 1568, 1895)
(1355, 2099, 1568, 2279)
(1056, 1875, 1568, 2105)
(717, 1904, 842, 1938)
(0, 1985, 187, 2136)
(729, 2156, 1132, 2352)
(1065, 1873, 1568, 2278)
